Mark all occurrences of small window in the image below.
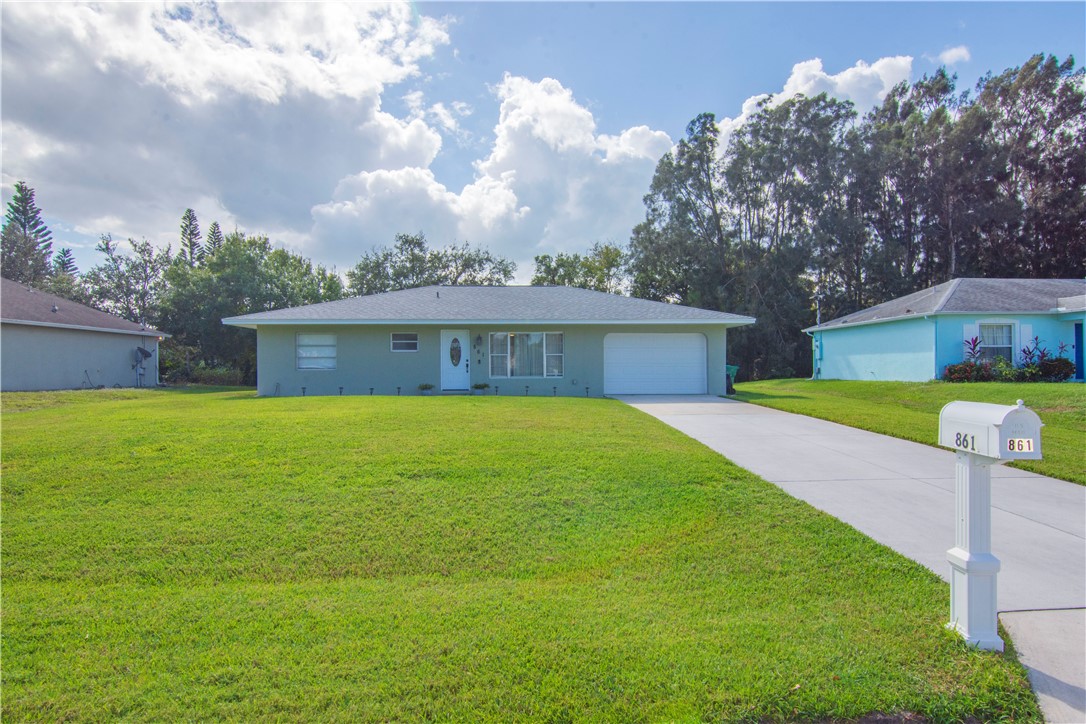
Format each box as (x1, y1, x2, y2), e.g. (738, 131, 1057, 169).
(979, 324, 1013, 362)
(297, 333, 336, 370)
(391, 333, 419, 352)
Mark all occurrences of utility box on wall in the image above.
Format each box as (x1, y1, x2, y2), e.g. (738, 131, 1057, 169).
(937, 399, 1044, 652)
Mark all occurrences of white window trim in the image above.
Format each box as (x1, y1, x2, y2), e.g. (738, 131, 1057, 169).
(976, 318, 1017, 362)
(390, 332, 419, 353)
(296, 332, 337, 371)
(488, 331, 564, 379)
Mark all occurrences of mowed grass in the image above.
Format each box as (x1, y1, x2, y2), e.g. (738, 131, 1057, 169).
(736, 379, 1086, 485)
(2, 390, 1040, 721)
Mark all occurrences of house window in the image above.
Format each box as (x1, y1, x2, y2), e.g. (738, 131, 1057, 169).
(296, 333, 336, 370)
(391, 333, 419, 352)
(489, 332, 564, 378)
(978, 323, 1013, 362)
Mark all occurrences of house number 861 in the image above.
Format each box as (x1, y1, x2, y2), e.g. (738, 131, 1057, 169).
(954, 432, 976, 451)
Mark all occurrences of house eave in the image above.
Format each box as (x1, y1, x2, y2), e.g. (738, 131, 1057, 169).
(223, 317, 757, 330)
(1, 318, 170, 338)
(805, 308, 1072, 334)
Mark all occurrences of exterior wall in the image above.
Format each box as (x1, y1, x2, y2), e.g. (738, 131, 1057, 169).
(934, 313, 1085, 377)
(814, 317, 936, 382)
(254, 324, 731, 397)
(1, 323, 161, 391)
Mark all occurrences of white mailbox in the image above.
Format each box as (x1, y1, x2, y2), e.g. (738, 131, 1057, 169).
(937, 399, 1043, 652)
(938, 400, 1043, 460)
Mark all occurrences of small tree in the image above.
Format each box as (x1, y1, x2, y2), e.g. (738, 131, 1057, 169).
(52, 247, 77, 275)
(205, 221, 224, 256)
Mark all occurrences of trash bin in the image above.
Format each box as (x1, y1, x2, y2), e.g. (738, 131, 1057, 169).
(725, 364, 739, 394)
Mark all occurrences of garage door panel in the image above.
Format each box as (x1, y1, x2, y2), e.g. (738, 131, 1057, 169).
(604, 333, 707, 395)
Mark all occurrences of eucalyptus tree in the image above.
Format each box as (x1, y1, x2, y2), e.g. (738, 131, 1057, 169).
(975, 54, 1085, 278)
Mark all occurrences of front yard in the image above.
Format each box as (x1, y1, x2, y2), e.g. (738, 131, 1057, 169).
(734, 379, 1085, 485)
(2, 390, 1040, 720)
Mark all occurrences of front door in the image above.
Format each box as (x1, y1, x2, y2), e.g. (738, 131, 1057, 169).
(440, 329, 470, 391)
(1076, 323, 1084, 381)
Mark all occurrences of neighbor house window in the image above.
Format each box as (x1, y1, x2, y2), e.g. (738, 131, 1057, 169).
(978, 323, 1013, 362)
(296, 333, 336, 370)
(391, 333, 419, 352)
(489, 332, 563, 377)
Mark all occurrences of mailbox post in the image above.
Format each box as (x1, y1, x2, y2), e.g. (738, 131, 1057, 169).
(937, 399, 1043, 651)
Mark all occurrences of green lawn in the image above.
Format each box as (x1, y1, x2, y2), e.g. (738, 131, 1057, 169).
(734, 379, 1086, 485)
(2, 390, 1040, 721)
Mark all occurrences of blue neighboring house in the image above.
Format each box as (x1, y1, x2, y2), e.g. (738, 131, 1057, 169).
(805, 278, 1085, 382)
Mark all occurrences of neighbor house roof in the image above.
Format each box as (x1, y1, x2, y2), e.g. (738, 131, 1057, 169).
(223, 285, 756, 328)
(806, 278, 1085, 332)
(1, 277, 166, 337)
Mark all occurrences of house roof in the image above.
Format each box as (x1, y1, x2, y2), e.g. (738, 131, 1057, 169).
(1, 277, 166, 337)
(806, 278, 1086, 332)
(223, 285, 756, 328)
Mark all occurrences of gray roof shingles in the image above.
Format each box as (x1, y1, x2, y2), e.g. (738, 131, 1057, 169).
(224, 285, 756, 326)
(1, 277, 165, 335)
(808, 278, 1086, 331)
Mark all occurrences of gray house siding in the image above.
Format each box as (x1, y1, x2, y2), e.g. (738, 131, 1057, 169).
(1, 323, 161, 391)
(254, 324, 730, 397)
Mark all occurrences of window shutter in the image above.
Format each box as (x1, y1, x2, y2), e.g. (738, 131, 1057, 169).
(963, 323, 978, 345)
(1020, 324, 1032, 349)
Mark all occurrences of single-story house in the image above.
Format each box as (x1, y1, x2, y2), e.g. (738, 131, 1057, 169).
(1, 277, 167, 391)
(805, 278, 1085, 382)
(223, 285, 755, 397)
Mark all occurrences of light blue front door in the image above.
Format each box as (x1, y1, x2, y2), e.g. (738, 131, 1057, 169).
(440, 329, 470, 391)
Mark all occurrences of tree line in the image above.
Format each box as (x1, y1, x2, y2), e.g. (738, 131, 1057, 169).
(3, 53, 1081, 384)
(1, 194, 517, 384)
(628, 54, 1084, 378)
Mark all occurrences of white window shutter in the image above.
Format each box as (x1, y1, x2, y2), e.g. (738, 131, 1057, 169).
(963, 324, 978, 357)
(1020, 324, 1032, 346)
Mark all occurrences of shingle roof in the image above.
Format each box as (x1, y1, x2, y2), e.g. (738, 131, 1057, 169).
(223, 285, 756, 327)
(1, 277, 166, 336)
(807, 278, 1086, 332)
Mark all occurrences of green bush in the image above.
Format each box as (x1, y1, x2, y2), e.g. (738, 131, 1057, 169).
(188, 363, 246, 386)
(1038, 357, 1076, 382)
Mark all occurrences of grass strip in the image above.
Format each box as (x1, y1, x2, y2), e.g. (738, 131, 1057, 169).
(735, 379, 1085, 485)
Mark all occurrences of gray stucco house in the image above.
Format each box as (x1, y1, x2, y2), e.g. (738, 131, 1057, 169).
(806, 278, 1085, 382)
(223, 285, 755, 397)
(1, 277, 167, 391)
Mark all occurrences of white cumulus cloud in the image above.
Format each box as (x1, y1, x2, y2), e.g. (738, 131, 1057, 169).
(716, 56, 913, 149)
(312, 74, 673, 275)
(938, 46, 972, 66)
(12, 2, 450, 105)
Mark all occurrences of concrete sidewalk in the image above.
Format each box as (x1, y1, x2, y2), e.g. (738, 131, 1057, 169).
(617, 395, 1086, 723)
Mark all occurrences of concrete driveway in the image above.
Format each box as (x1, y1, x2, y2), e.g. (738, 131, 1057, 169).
(617, 395, 1086, 724)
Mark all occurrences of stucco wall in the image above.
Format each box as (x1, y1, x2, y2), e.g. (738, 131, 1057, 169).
(815, 317, 936, 382)
(254, 324, 731, 397)
(934, 313, 1085, 376)
(1, 323, 161, 391)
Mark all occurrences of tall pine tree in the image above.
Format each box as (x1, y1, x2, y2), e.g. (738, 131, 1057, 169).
(1, 181, 54, 284)
(179, 208, 203, 266)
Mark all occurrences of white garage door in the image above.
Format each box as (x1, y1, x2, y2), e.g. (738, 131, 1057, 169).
(604, 333, 707, 395)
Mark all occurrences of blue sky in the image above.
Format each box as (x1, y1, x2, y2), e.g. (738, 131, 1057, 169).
(2, 2, 1083, 282)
